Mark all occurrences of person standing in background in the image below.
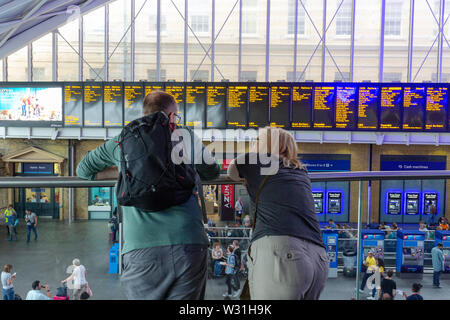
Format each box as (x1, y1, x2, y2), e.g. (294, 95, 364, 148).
(7, 210, 18, 241)
(234, 197, 244, 223)
(4, 204, 16, 238)
(25, 209, 38, 243)
(61, 258, 88, 300)
(432, 243, 445, 288)
(1, 264, 16, 300)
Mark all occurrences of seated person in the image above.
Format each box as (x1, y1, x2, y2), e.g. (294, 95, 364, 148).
(211, 242, 225, 277)
(439, 218, 449, 231)
(325, 219, 337, 229)
(93, 195, 104, 206)
(403, 283, 423, 300)
(25, 280, 51, 300)
(366, 218, 379, 230)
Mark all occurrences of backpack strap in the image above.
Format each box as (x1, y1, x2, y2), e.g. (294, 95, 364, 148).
(251, 175, 271, 232)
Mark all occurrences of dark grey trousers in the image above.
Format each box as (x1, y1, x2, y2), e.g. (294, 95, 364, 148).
(121, 244, 208, 300)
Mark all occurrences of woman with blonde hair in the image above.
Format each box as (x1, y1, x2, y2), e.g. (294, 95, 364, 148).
(227, 127, 328, 300)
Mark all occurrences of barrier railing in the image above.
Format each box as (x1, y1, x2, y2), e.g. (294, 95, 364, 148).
(1, 170, 450, 300)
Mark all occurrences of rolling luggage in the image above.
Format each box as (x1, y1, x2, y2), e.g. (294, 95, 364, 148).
(108, 231, 113, 242)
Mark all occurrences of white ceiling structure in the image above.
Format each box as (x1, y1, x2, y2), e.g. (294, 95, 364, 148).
(0, 0, 110, 59)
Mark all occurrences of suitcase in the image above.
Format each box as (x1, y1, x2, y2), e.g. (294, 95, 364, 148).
(108, 231, 113, 242)
(53, 295, 69, 300)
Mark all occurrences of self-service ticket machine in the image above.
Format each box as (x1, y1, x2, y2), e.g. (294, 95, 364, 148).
(322, 230, 338, 278)
(361, 230, 384, 271)
(435, 230, 450, 278)
(396, 230, 425, 278)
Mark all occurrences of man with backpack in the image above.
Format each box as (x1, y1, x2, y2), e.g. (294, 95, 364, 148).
(76, 90, 220, 300)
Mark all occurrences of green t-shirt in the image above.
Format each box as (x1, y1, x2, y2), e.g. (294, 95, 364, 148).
(76, 133, 220, 254)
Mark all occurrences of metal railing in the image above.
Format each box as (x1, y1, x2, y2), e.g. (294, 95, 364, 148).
(1, 170, 450, 300)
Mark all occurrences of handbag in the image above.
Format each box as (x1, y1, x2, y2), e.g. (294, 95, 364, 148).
(240, 175, 270, 300)
(85, 282, 93, 297)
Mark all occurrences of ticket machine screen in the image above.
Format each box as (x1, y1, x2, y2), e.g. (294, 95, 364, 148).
(424, 193, 438, 215)
(406, 193, 419, 215)
(402, 246, 424, 267)
(313, 192, 324, 214)
(444, 249, 450, 272)
(327, 192, 342, 214)
(387, 192, 402, 215)
(327, 237, 337, 263)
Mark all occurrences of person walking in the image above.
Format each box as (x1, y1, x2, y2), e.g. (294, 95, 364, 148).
(359, 250, 376, 293)
(76, 90, 220, 300)
(1, 264, 16, 300)
(432, 243, 445, 288)
(7, 210, 18, 241)
(234, 197, 244, 222)
(4, 205, 16, 238)
(24, 209, 38, 243)
(61, 258, 88, 300)
(223, 245, 239, 298)
(109, 208, 119, 243)
(227, 127, 328, 300)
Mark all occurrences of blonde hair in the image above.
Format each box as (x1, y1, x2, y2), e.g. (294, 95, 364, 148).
(255, 127, 304, 169)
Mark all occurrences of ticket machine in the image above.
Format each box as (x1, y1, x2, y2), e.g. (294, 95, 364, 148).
(396, 230, 425, 278)
(435, 230, 450, 277)
(322, 230, 338, 278)
(361, 230, 384, 271)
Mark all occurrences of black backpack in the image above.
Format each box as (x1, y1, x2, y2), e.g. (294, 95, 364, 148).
(116, 112, 198, 212)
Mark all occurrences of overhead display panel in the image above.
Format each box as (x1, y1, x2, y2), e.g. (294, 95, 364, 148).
(292, 85, 313, 129)
(124, 83, 143, 125)
(227, 84, 248, 128)
(248, 84, 269, 128)
(144, 83, 164, 97)
(357, 86, 379, 130)
(165, 83, 185, 126)
(83, 83, 103, 127)
(185, 84, 206, 128)
(206, 84, 226, 129)
(313, 85, 335, 129)
(380, 86, 402, 130)
(403, 86, 425, 131)
(104, 83, 123, 127)
(64, 83, 83, 127)
(270, 85, 290, 128)
(425, 86, 447, 131)
(335, 85, 357, 130)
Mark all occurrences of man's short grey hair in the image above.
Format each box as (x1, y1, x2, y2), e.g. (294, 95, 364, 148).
(73, 258, 81, 266)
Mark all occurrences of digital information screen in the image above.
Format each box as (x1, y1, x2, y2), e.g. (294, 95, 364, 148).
(270, 85, 290, 128)
(185, 85, 206, 128)
(406, 193, 420, 215)
(358, 86, 379, 130)
(387, 192, 402, 215)
(227, 85, 248, 128)
(403, 86, 425, 130)
(292, 86, 312, 128)
(313, 86, 334, 129)
(380, 86, 402, 130)
(423, 193, 438, 215)
(327, 192, 342, 214)
(206, 85, 226, 128)
(124, 84, 143, 125)
(64, 84, 83, 126)
(144, 83, 164, 97)
(425, 87, 448, 131)
(104, 84, 123, 127)
(248, 85, 269, 128)
(84, 84, 103, 127)
(165, 84, 185, 125)
(335, 86, 357, 130)
(312, 192, 324, 214)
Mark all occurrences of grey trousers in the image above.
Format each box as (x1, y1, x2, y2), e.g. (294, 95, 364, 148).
(247, 235, 329, 300)
(121, 244, 208, 300)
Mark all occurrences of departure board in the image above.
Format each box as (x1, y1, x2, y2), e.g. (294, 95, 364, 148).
(335, 86, 357, 130)
(185, 84, 206, 128)
(292, 86, 312, 128)
(403, 86, 425, 131)
(380, 86, 402, 130)
(313, 86, 334, 129)
(425, 86, 448, 131)
(124, 83, 143, 125)
(270, 85, 290, 128)
(357, 86, 379, 130)
(64, 83, 83, 127)
(104, 83, 123, 127)
(144, 83, 164, 97)
(227, 85, 248, 128)
(206, 85, 226, 128)
(83, 84, 103, 127)
(165, 84, 185, 126)
(248, 85, 269, 128)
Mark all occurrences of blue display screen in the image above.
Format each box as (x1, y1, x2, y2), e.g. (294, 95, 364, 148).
(335, 86, 357, 130)
(357, 86, 379, 130)
(425, 86, 448, 131)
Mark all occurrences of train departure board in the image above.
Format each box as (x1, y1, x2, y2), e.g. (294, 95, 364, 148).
(227, 85, 248, 128)
(185, 84, 206, 128)
(270, 85, 290, 128)
(380, 86, 402, 130)
(403, 86, 425, 130)
(292, 86, 312, 128)
(335, 86, 357, 130)
(64, 83, 83, 126)
(313, 86, 334, 129)
(124, 83, 143, 125)
(248, 85, 269, 128)
(83, 84, 103, 127)
(165, 84, 185, 125)
(104, 83, 123, 127)
(357, 86, 379, 130)
(425, 86, 448, 131)
(144, 83, 164, 97)
(206, 85, 226, 128)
